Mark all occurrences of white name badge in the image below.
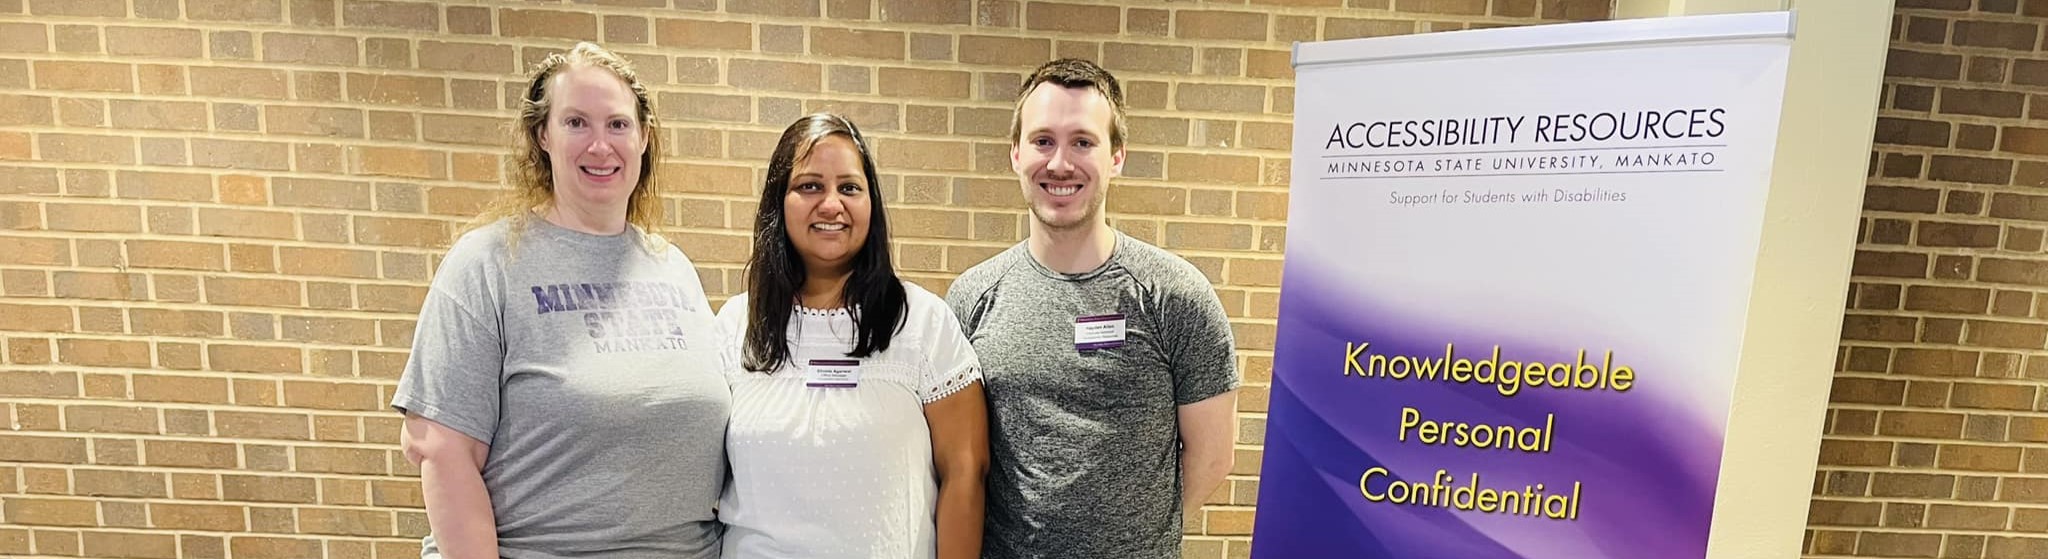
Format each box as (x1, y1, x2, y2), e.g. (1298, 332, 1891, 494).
(1074, 314, 1127, 351)
(806, 359, 860, 388)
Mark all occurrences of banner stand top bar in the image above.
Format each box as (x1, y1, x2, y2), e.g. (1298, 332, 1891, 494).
(1292, 11, 1795, 69)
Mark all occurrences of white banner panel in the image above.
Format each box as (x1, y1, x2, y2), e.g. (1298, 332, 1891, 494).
(1253, 13, 1794, 559)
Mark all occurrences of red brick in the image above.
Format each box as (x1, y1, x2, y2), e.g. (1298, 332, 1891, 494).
(1326, 18, 1414, 40)
(1888, 48, 1962, 80)
(1980, 257, 2048, 287)
(1023, 2, 1117, 34)
(1990, 192, 2048, 222)
(214, 411, 312, 441)
(1858, 532, 1941, 557)
(353, 216, 449, 248)
(726, 0, 817, 16)
(347, 73, 445, 108)
(1829, 375, 1907, 405)
(1874, 117, 1951, 147)
(1955, 20, 2039, 51)
(227, 536, 321, 559)
(299, 508, 392, 537)
(207, 344, 302, 374)
(881, 0, 967, 24)
(151, 503, 247, 531)
(28, 0, 123, 16)
(59, 338, 150, 367)
(1104, 43, 1195, 76)
(1892, 346, 1974, 376)
(295, 447, 387, 475)
(261, 33, 357, 66)
(420, 114, 506, 147)
(1176, 10, 1268, 42)
(1942, 88, 2026, 118)
(729, 59, 820, 93)
(813, 28, 903, 60)
(134, 374, 229, 405)
(0, 434, 86, 464)
(342, 0, 436, 31)
(1871, 472, 1955, 498)
(280, 247, 379, 279)
(1938, 445, 2024, 472)
(33, 61, 132, 92)
(655, 18, 750, 51)
(351, 146, 445, 179)
(188, 0, 281, 22)
(501, 9, 597, 41)
(1953, 382, 2036, 410)
(1987, 537, 2048, 559)
(131, 308, 223, 338)
(878, 67, 969, 99)
(1918, 221, 2001, 247)
(80, 531, 176, 559)
(0, 371, 75, 398)
(39, 133, 134, 164)
(3, 498, 97, 526)
(107, 26, 203, 58)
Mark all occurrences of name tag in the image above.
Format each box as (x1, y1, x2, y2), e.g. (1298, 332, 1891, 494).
(1074, 314, 1126, 351)
(806, 359, 860, 388)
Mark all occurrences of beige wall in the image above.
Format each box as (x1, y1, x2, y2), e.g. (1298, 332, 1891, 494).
(0, 1, 1609, 558)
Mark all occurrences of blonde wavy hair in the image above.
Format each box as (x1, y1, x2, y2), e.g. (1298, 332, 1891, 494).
(472, 42, 667, 254)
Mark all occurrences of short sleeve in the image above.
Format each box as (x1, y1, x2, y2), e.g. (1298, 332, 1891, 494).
(715, 294, 750, 380)
(1161, 275, 1241, 406)
(390, 250, 506, 446)
(917, 291, 982, 405)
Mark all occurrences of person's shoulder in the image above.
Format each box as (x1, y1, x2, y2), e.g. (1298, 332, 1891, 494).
(436, 218, 519, 274)
(716, 292, 751, 319)
(945, 241, 1026, 301)
(902, 281, 955, 318)
(640, 227, 698, 264)
(448, 217, 515, 254)
(1114, 233, 1210, 288)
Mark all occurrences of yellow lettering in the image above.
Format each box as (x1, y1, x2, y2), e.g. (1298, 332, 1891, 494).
(1344, 342, 1368, 376)
(1359, 467, 1388, 501)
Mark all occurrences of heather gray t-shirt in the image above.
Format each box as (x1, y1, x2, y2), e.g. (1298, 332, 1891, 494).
(946, 232, 1240, 559)
(392, 217, 729, 559)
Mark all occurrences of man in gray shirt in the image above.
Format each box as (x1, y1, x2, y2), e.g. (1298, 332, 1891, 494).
(946, 59, 1242, 559)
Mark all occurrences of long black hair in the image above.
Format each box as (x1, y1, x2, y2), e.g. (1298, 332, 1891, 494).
(742, 113, 907, 373)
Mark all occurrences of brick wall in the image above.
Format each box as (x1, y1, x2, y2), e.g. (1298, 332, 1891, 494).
(0, 1, 1609, 557)
(1806, 1, 2048, 558)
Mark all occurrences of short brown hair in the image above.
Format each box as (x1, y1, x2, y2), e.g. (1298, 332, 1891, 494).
(1008, 58, 1128, 151)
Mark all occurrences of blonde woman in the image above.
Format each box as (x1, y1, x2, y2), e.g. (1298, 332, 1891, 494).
(391, 42, 728, 559)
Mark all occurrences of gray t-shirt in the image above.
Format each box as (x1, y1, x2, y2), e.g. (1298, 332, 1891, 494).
(945, 232, 1240, 559)
(392, 217, 729, 559)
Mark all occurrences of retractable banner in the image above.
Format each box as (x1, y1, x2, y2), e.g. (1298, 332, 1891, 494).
(1252, 13, 1794, 559)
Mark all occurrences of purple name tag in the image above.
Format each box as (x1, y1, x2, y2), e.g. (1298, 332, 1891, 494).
(805, 359, 860, 388)
(1074, 313, 1127, 351)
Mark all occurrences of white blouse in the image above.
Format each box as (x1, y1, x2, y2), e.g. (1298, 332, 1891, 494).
(716, 283, 982, 559)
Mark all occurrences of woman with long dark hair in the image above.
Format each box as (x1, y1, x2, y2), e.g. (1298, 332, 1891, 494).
(717, 113, 989, 559)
